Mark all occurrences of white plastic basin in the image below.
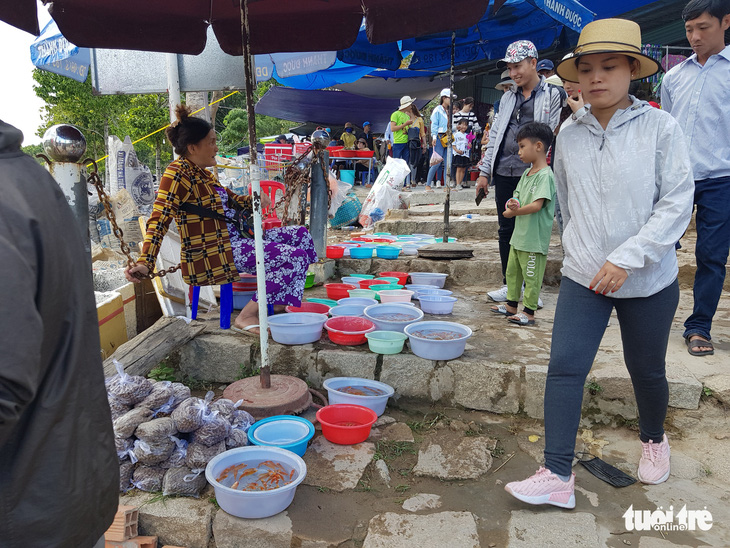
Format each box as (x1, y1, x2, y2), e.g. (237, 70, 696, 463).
(267, 312, 327, 345)
(363, 303, 424, 333)
(418, 295, 457, 315)
(322, 377, 395, 416)
(205, 446, 307, 519)
(404, 321, 472, 360)
(408, 272, 448, 288)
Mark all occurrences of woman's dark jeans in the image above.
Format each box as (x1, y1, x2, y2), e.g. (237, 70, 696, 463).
(544, 277, 679, 477)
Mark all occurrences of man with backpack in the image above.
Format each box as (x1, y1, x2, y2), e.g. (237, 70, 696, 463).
(475, 40, 563, 304)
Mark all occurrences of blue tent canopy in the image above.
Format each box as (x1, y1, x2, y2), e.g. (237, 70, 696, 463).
(255, 86, 429, 132)
(30, 19, 90, 83)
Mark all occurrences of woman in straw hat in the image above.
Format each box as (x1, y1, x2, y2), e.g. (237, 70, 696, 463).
(504, 19, 694, 509)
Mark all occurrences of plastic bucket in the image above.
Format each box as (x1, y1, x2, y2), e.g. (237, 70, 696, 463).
(340, 169, 355, 184)
(247, 416, 315, 457)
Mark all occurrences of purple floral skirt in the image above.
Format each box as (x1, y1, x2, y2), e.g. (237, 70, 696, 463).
(216, 188, 317, 307)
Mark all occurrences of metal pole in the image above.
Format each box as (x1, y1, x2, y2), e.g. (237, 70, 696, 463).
(240, 0, 271, 389)
(166, 53, 181, 160)
(310, 151, 329, 259)
(443, 31, 455, 243)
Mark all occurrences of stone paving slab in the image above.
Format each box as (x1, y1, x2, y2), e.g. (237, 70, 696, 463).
(302, 437, 375, 492)
(413, 431, 496, 480)
(362, 512, 480, 548)
(212, 510, 292, 548)
(508, 510, 600, 547)
(402, 493, 443, 512)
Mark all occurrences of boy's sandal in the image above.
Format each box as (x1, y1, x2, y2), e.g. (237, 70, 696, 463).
(685, 336, 714, 356)
(425, 187, 434, 192)
(490, 304, 511, 316)
(507, 313, 535, 326)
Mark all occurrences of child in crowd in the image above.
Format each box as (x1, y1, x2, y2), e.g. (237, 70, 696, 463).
(490, 122, 555, 326)
(452, 119, 471, 189)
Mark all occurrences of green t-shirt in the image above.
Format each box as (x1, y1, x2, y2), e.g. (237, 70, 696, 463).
(509, 166, 555, 255)
(390, 110, 410, 144)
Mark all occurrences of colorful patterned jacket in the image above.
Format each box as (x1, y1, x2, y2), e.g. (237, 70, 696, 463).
(138, 157, 252, 286)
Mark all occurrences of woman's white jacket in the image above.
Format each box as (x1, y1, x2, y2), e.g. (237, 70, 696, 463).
(553, 97, 694, 298)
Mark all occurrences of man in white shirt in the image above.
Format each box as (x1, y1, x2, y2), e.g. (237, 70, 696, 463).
(661, 0, 730, 357)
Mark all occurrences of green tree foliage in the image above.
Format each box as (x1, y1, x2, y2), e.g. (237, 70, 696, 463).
(32, 69, 132, 163)
(21, 143, 45, 165)
(120, 94, 173, 178)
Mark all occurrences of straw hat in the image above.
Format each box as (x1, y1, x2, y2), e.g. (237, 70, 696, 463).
(399, 95, 416, 110)
(556, 19, 660, 83)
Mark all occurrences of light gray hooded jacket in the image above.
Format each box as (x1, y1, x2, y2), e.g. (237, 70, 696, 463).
(479, 75, 563, 178)
(553, 98, 694, 298)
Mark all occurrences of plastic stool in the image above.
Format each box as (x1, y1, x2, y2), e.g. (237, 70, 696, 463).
(190, 284, 273, 330)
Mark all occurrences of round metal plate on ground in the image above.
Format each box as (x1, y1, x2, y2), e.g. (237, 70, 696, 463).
(223, 375, 312, 419)
(417, 243, 473, 260)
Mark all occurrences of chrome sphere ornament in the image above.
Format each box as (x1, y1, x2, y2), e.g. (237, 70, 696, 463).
(311, 128, 329, 146)
(42, 124, 87, 162)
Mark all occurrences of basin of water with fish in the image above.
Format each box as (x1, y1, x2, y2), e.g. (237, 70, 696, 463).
(205, 446, 307, 518)
(404, 321, 472, 360)
(363, 303, 424, 333)
(322, 377, 395, 416)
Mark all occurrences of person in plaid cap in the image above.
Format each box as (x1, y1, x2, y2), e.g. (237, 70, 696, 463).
(476, 39, 563, 305)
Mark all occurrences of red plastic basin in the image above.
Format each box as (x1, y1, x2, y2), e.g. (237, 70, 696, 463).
(324, 283, 358, 300)
(379, 271, 409, 285)
(285, 302, 331, 315)
(316, 404, 378, 445)
(326, 245, 345, 259)
(359, 279, 389, 290)
(352, 150, 374, 158)
(324, 316, 375, 345)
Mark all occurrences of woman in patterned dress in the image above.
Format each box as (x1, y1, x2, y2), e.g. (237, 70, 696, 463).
(125, 105, 317, 334)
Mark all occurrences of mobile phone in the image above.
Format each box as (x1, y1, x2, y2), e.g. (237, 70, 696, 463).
(475, 188, 486, 206)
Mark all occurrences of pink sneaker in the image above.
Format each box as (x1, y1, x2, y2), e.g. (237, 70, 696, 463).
(637, 434, 670, 484)
(505, 467, 576, 509)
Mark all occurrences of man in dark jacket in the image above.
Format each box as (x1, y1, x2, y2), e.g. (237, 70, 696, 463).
(0, 120, 118, 547)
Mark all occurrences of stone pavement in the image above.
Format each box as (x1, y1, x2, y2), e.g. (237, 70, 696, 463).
(119, 182, 730, 547)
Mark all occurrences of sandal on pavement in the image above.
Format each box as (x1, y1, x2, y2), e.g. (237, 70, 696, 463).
(231, 324, 263, 337)
(686, 336, 714, 356)
(508, 313, 535, 326)
(491, 304, 512, 316)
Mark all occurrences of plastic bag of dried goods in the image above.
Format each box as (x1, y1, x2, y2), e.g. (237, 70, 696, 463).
(209, 398, 238, 421)
(131, 465, 165, 492)
(162, 466, 207, 498)
(230, 407, 255, 432)
(119, 461, 135, 493)
(135, 417, 178, 442)
(108, 396, 131, 421)
(136, 380, 174, 411)
(171, 397, 207, 433)
(225, 426, 250, 449)
(132, 438, 176, 466)
(170, 382, 192, 407)
(115, 437, 134, 463)
(107, 360, 153, 405)
(160, 437, 188, 469)
(185, 440, 226, 470)
(113, 407, 153, 439)
(190, 411, 229, 447)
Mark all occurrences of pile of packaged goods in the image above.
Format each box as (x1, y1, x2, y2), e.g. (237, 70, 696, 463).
(107, 361, 254, 497)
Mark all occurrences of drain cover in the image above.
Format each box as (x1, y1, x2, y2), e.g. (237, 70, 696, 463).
(417, 243, 473, 259)
(223, 375, 312, 419)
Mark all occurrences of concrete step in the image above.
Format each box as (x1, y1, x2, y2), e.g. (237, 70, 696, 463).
(332, 239, 564, 288)
(386, 203, 497, 219)
(175, 283, 713, 421)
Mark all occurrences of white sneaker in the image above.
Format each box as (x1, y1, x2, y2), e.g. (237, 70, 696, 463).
(487, 285, 509, 302)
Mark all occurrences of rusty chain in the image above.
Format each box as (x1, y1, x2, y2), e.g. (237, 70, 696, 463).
(86, 159, 180, 279)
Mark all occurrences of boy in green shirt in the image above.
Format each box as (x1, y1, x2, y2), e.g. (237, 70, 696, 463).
(491, 122, 555, 326)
